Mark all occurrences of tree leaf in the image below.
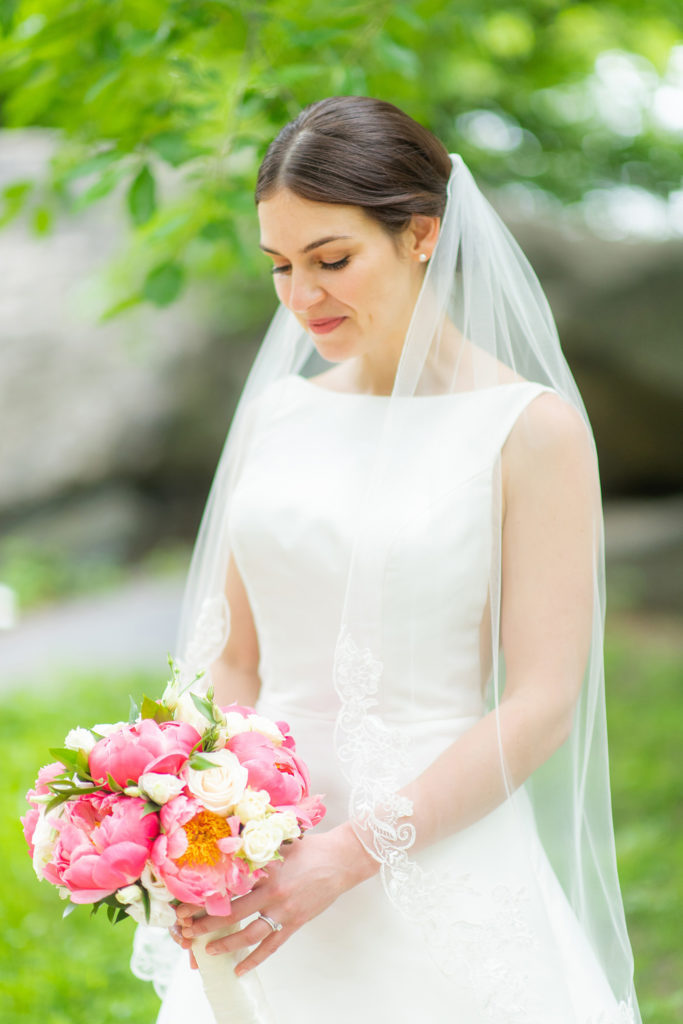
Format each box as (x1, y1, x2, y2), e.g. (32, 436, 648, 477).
(127, 165, 156, 226)
(148, 131, 204, 167)
(142, 262, 184, 306)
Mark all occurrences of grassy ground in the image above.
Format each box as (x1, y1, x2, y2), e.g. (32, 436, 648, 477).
(1, 616, 680, 1023)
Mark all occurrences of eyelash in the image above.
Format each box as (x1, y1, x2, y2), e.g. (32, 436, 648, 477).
(271, 256, 350, 276)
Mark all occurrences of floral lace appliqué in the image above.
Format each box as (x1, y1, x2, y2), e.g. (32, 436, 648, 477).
(332, 626, 548, 1024)
(176, 594, 230, 688)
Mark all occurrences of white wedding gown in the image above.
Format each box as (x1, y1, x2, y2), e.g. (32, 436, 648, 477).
(155, 374, 633, 1024)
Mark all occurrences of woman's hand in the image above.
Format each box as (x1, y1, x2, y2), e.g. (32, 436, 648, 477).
(175, 822, 378, 976)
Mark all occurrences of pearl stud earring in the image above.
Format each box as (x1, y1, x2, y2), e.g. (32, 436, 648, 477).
(418, 253, 428, 262)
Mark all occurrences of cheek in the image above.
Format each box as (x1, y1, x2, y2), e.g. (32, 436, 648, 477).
(273, 277, 290, 304)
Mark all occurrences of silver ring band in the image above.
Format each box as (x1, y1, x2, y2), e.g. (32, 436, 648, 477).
(257, 912, 283, 933)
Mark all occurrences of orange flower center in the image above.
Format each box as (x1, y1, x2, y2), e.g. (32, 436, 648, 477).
(176, 811, 232, 868)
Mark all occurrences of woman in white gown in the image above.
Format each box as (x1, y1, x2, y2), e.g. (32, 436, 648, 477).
(135, 97, 641, 1023)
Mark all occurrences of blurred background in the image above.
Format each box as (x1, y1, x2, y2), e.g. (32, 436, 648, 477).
(0, 2, 681, 1022)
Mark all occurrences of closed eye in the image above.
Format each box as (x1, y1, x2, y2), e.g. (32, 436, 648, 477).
(271, 256, 350, 275)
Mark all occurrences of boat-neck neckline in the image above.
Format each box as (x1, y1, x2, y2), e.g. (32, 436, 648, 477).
(287, 374, 538, 400)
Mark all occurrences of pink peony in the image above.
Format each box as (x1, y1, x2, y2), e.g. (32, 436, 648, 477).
(227, 730, 312, 807)
(22, 762, 65, 855)
(52, 792, 159, 902)
(89, 719, 201, 789)
(152, 794, 260, 915)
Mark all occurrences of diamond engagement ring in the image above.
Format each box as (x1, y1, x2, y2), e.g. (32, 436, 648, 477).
(257, 912, 283, 933)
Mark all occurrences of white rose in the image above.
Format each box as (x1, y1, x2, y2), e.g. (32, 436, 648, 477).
(123, 785, 142, 797)
(269, 810, 300, 842)
(63, 727, 98, 754)
(31, 810, 60, 881)
(125, 898, 177, 928)
(247, 714, 284, 745)
(234, 788, 271, 825)
(140, 862, 175, 904)
(139, 772, 185, 805)
(240, 818, 286, 869)
(183, 748, 248, 816)
(161, 677, 182, 711)
(224, 711, 252, 738)
(92, 721, 127, 738)
(174, 693, 212, 735)
(116, 884, 144, 906)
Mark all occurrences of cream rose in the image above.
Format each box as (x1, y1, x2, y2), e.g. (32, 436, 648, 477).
(234, 788, 271, 825)
(246, 714, 284, 745)
(139, 772, 185, 805)
(92, 721, 127, 738)
(269, 810, 301, 842)
(224, 711, 252, 738)
(173, 693, 213, 735)
(63, 727, 98, 754)
(183, 749, 248, 816)
(240, 817, 286, 869)
(116, 883, 144, 906)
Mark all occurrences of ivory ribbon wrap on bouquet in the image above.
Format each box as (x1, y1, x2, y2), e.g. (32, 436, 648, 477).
(192, 922, 276, 1024)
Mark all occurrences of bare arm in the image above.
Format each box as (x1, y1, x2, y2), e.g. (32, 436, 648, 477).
(209, 553, 262, 708)
(397, 392, 599, 848)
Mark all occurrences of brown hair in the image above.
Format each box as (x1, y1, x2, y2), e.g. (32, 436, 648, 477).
(255, 96, 452, 236)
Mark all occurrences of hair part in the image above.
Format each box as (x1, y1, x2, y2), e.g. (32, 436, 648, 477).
(255, 97, 452, 240)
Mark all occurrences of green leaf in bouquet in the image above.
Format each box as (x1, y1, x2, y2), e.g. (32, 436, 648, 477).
(141, 801, 161, 818)
(190, 692, 215, 723)
(202, 725, 221, 752)
(141, 695, 174, 723)
(48, 747, 82, 772)
(114, 907, 129, 924)
(106, 773, 123, 792)
(62, 902, 77, 920)
(106, 903, 117, 923)
(188, 754, 217, 771)
(45, 792, 73, 813)
(141, 885, 151, 925)
(75, 749, 92, 777)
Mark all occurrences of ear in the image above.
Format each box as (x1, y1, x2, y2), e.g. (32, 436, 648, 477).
(405, 214, 440, 261)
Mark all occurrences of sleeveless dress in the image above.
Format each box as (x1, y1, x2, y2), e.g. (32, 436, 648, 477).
(156, 375, 631, 1024)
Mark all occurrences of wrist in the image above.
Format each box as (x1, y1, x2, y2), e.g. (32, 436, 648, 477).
(329, 820, 380, 888)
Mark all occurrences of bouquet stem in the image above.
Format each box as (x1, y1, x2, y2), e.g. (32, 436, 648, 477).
(192, 923, 276, 1024)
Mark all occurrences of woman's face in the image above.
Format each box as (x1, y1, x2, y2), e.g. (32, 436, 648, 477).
(257, 188, 429, 367)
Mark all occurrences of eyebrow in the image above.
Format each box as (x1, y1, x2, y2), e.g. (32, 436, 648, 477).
(259, 235, 352, 256)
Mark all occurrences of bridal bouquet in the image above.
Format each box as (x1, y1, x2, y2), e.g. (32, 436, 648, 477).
(21, 661, 326, 1023)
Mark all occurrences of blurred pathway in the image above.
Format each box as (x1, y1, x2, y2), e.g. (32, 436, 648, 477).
(0, 574, 185, 692)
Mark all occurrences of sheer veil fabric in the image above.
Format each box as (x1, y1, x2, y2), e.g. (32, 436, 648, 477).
(131, 155, 640, 1022)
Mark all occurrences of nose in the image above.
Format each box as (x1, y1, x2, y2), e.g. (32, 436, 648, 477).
(286, 268, 325, 314)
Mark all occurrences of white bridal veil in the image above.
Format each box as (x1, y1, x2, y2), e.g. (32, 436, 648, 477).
(132, 152, 640, 1023)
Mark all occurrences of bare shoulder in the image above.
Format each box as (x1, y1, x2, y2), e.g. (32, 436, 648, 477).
(503, 390, 598, 501)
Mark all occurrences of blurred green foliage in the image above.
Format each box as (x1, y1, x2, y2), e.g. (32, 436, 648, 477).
(0, 0, 681, 314)
(1, 621, 680, 1021)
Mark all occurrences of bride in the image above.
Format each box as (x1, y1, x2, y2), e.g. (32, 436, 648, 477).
(134, 96, 641, 1023)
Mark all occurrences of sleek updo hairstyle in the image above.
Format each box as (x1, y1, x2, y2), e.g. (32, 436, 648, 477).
(255, 96, 452, 240)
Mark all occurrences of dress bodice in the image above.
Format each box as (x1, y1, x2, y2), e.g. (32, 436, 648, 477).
(227, 375, 551, 725)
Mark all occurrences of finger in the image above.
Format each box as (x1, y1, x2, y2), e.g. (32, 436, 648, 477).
(180, 912, 233, 938)
(176, 902, 204, 921)
(234, 930, 287, 976)
(204, 919, 263, 955)
(189, 949, 198, 971)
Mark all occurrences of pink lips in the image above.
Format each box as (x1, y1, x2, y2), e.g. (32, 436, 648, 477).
(308, 317, 346, 335)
